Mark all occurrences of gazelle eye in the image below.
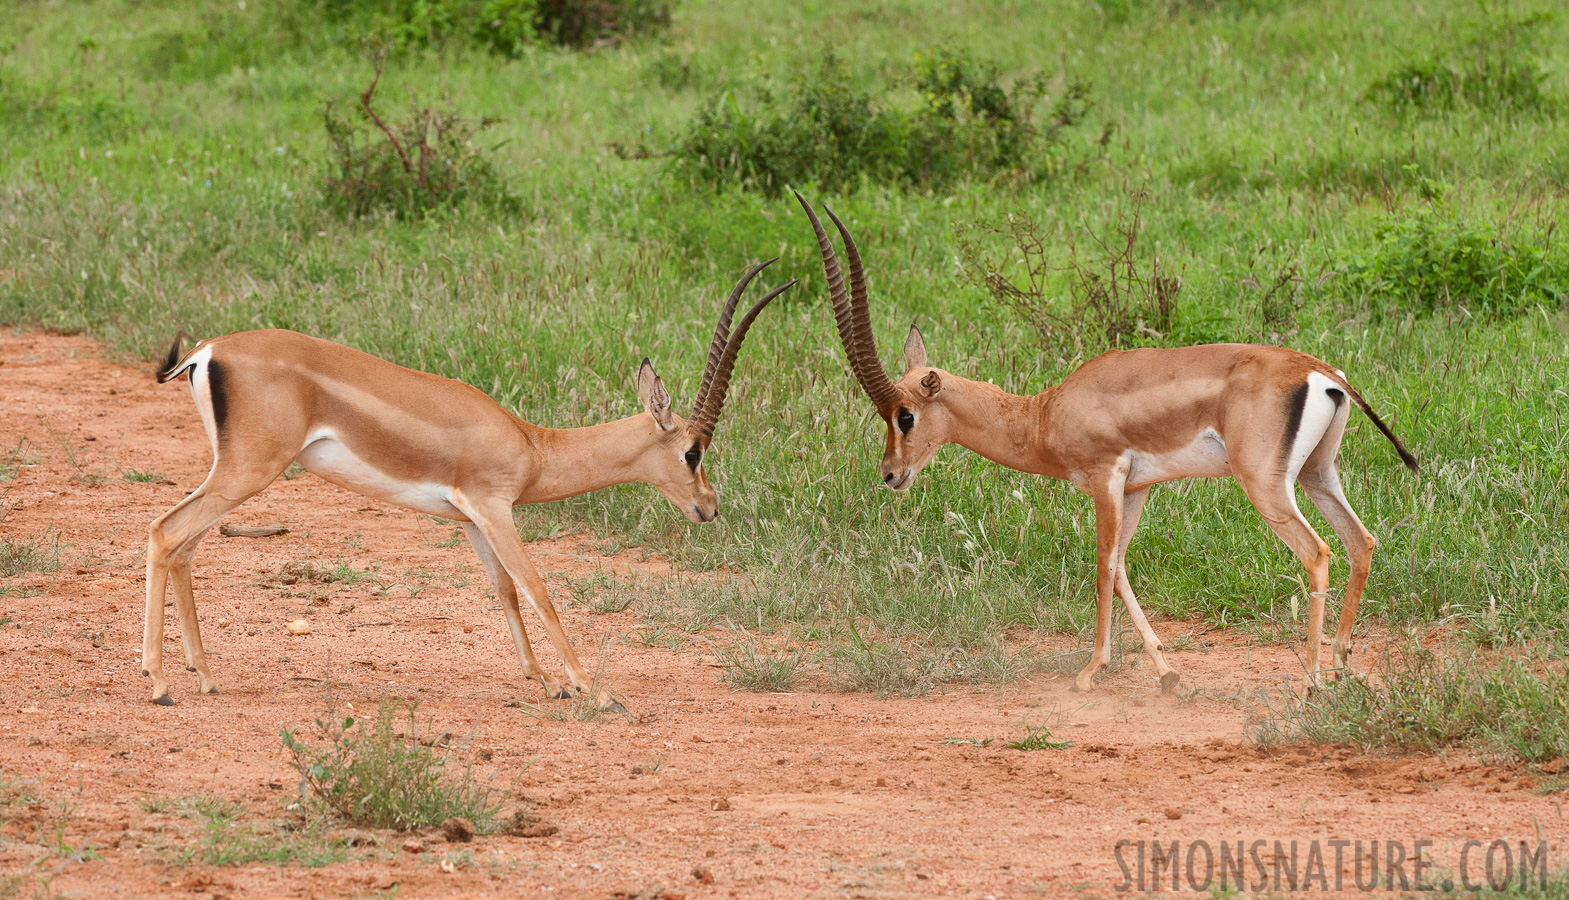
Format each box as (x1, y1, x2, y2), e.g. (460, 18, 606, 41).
(896, 409, 915, 435)
(685, 446, 702, 470)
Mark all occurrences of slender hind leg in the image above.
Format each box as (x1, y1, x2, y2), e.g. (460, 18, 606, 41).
(462, 523, 568, 700)
(1235, 471, 1333, 687)
(1111, 487, 1179, 693)
(144, 464, 282, 704)
(1298, 460, 1376, 676)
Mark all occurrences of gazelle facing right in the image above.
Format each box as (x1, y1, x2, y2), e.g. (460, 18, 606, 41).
(795, 192, 1418, 693)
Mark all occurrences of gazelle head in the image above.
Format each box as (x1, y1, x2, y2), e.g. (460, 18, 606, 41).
(794, 191, 950, 491)
(638, 260, 795, 523)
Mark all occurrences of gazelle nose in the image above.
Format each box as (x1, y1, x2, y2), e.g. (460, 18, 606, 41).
(883, 471, 897, 484)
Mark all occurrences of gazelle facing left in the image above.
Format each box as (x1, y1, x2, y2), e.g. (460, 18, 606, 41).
(144, 261, 793, 708)
(795, 191, 1418, 693)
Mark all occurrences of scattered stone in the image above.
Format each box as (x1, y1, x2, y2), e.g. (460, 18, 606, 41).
(502, 809, 559, 838)
(476, 748, 494, 762)
(709, 798, 730, 811)
(439, 858, 456, 874)
(876, 777, 887, 787)
(440, 817, 475, 843)
(216, 618, 231, 628)
(705, 849, 716, 858)
(401, 838, 424, 854)
(286, 619, 311, 635)
(1164, 807, 1183, 820)
(691, 866, 714, 885)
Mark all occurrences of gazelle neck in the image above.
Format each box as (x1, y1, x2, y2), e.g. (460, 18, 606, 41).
(939, 375, 1058, 477)
(523, 416, 660, 503)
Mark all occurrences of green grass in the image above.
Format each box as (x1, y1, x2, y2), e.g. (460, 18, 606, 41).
(159, 795, 352, 868)
(1004, 723, 1075, 751)
(1251, 647, 1569, 763)
(281, 701, 501, 832)
(0, 0, 1566, 679)
(0, 533, 62, 579)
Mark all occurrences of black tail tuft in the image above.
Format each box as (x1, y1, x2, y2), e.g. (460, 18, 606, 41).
(1345, 383, 1419, 473)
(156, 333, 188, 383)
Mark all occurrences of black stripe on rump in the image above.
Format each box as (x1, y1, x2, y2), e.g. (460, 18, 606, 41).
(1279, 382, 1310, 465)
(207, 358, 230, 440)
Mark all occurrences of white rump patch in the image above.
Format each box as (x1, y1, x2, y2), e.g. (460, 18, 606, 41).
(1285, 371, 1343, 478)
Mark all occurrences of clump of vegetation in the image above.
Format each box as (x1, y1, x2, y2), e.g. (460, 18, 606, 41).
(1338, 202, 1568, 321)
(0, 532, 61, 579)
(281, 701, 501, 832)
(828, 627, 948, 697)
(319, 0, 671, 54)
(956, 203, 1182, 354)
(1251, 649, 1569, 764)
(162, 796, 352, 867)
(672, 48, 1092, 195)
(1367, 8, 1556, 116)
(716, 634, 807, 692)
(1004, 723, 1074, 751)
(321, 54, 516, 220)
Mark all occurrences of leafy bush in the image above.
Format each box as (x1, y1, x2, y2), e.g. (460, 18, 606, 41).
(672, 48, 1093, 195)
(320, 56, 516, 219)
(955, 203, 1182, 354)
(1250, 648, 1569, 764)
(319, 0, 670, 54)
(281, 700, 501, 832)
(1338, 203, 1568, 321)
(1367, 8, 1556, 115)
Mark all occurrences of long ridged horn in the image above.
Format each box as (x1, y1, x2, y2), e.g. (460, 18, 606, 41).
(791, 191, 898, 416)
(823, 204, 898, 412)
(693, 257, 777, 421)
(689, 279, 796, 438)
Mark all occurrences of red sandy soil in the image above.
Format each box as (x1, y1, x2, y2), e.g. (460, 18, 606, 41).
(0, 329, 1562, 899)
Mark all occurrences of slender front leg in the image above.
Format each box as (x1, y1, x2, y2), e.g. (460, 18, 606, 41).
(1073, 468, 1127, 693)
(1110, 487, 1178, 693)
(143, 544, 175, 705)
(456, 495, 621, 710)
(462, 523, 567, 700)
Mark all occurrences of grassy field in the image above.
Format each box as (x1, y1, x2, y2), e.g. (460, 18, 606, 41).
(2, 0, 1566, 680)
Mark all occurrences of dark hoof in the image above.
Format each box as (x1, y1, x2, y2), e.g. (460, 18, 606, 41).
(205, 687, 220, 695)
(603, 701, 629, 715)
(1067, 682, 1082, 693)
(553, 688, 574, 701)
(141, 669, 150, 677)
(1160, 671, 1181, 695)
(186, 666, 198, 673)
(154, 694, 176, 707)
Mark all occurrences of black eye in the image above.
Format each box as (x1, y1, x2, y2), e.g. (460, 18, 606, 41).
(896, 410, 915, 435)
(685, 446, 702, 470)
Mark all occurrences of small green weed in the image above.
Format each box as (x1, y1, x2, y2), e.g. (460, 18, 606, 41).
(281, 700, 501, 832)
(121, 468, 165, 483)
(1004, 724, 1074, 751)
(1250, 648, 1569, 763)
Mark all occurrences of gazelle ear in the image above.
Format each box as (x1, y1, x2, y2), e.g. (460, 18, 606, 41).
(637, 358, 674, 431)
(903, 324, 928, 372)
(919, 370, 942, 398)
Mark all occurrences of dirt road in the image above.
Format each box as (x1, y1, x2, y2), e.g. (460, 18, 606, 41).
(1, 330, 1560, 898)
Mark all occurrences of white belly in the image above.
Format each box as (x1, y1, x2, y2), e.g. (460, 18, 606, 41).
(296, 437, 464, 519)
(1127, 428, 1231, 488)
